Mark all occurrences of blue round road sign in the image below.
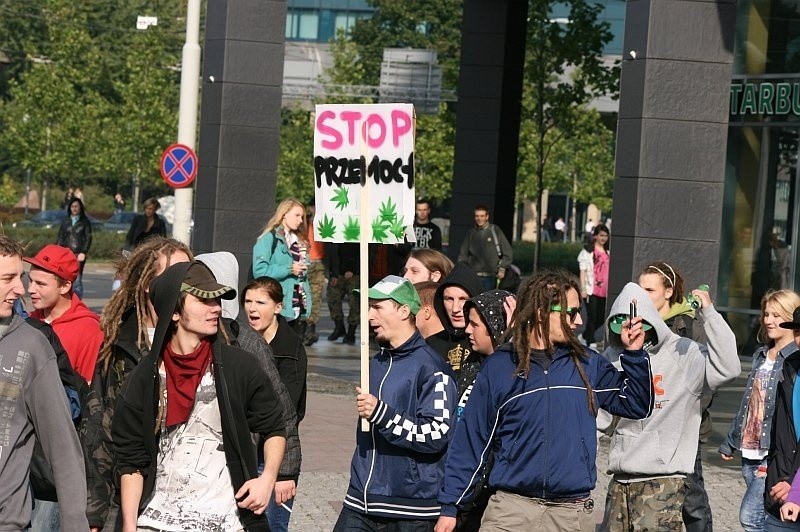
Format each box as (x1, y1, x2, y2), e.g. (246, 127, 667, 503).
(160, 143, 197, 188)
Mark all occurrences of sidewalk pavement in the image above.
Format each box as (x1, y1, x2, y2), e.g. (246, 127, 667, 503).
(293, 378, 745, 531)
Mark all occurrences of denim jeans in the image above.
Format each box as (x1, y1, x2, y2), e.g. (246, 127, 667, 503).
(28, 499, 60, 531)
(741, 458, 768, 531)
(765, 513, 800, 530)
(266, 495, 294, 532)
(332, 506, 435, 532)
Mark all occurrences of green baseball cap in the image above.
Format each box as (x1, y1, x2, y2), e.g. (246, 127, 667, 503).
(355, 275, 421, 315)
(609, 314, 653, 335)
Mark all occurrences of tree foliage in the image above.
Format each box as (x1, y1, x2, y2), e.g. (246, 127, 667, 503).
(350, 0, 463, 89)
(277, 107, 315, 203)
(0, 0, 183, 203)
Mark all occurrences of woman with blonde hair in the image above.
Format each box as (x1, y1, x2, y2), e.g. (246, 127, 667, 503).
(402, 248, 454, 284)
(253, 198, 312, 335)
(719, 289, 800, 531)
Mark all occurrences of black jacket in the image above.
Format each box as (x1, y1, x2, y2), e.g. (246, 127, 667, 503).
(432, 262, 484, 395)
(57, 199, 92, 255)
(270, 315, 308, 422)
(326, 243, 360, 276)
(124, 214, 167, 250)
(111, 262, 286, 531)
(766, 351, 800, 518)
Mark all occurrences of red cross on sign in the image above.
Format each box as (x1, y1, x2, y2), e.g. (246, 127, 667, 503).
(160, 143, 198, 188)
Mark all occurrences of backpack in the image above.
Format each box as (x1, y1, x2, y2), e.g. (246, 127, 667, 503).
(26, 318, 95, 502)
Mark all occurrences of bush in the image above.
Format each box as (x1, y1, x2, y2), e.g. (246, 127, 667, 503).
(2, 227, 125, 260)
(513, 241, 582, 276)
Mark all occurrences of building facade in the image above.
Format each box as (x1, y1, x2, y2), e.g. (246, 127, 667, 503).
(720, 0, 800, 344)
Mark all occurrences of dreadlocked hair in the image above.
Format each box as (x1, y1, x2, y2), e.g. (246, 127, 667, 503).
(512, 269, 598, 415)
(99, 237, 193, 370)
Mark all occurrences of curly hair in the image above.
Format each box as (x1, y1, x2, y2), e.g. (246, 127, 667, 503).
(511, 269, 597, 415)
(98, 237, 193, 369)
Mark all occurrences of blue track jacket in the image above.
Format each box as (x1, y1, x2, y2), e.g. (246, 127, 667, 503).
(438, 344, 653, 517)
(343, 331, 457, 520)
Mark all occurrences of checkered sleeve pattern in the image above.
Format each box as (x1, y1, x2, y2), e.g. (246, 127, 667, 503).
(367, 371, 456, 453)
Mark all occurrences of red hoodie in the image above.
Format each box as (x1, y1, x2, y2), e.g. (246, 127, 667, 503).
(31, 293, 104, 383)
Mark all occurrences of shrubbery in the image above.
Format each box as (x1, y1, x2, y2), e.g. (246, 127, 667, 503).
(512, 241, 582, 276)
(3, 227, 125, 260)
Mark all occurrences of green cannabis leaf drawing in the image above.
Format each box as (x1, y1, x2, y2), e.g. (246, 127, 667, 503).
(343, 217, 360, 241)
(372, 216, 390, 242)
(378, 198, 398, 223)
(317, 214, 336, 239)
(331, 187, 350, 210)
(388, 216, 406, 240)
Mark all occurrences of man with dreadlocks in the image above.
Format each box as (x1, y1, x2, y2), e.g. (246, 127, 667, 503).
(599, 282, 739, 531)
(435, 270, 654, 532)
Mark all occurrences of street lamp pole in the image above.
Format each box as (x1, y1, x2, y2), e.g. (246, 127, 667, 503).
(25, 168, 31, 216)
(172, 0, 201, 245)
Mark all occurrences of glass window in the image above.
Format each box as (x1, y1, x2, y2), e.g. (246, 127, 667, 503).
(286, 10, 320, 40)
(719, 125, 799, 351)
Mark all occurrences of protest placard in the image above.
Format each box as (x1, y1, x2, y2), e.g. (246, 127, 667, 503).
(313, 103, 416, 244)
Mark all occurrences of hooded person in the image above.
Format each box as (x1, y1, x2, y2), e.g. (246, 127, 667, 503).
(197, 252, 303, 532)
(429, 262, 484, 394)
(112, 261, 287, 532)
(599, 282, 740, 532)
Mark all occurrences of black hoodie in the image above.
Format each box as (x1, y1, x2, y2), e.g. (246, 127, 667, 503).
(112, 262, 284, 531)
(429, 262, 484, 395)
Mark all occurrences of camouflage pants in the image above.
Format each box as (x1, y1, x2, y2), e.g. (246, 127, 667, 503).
(306, 261, 326, 325)
(602, 477, 688, 531)
(328, 274, 359, 324)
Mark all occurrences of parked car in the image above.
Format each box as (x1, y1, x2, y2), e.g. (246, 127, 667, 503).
(103, 211, 172, 235)
(102, 211, 137, 234)
(12, 209, 104, 230)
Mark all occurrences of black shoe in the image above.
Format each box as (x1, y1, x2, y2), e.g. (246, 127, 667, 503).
(304, 323, 319, 346)
(342, 323, 357, 345)
(328, 320, 345, 341)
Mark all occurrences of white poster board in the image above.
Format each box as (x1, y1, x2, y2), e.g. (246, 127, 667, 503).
(313, 103, 416, 244)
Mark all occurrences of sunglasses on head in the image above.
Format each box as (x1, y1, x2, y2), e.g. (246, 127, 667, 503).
(551, 305, 580, 322)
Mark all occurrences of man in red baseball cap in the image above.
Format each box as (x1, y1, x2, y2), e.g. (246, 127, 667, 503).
(24, 244, 103, 383)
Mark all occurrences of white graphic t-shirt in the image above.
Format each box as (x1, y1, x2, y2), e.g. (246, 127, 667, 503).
(138, 369, 243, 532)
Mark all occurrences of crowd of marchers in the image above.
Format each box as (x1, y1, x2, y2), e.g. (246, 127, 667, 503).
(3, 197, 799, 532)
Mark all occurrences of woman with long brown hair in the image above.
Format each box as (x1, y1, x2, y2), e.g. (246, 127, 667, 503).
(253, 198, 312, 336)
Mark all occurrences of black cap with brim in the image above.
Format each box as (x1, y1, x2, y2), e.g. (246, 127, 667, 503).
(180, 262, 236, 300)
(780, 307, 800, 329)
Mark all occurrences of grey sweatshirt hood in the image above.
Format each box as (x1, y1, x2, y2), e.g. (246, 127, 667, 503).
(606, 282, 673, 354)
(197, 252, 240, 320)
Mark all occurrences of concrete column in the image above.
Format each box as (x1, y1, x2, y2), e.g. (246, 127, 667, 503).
(194, 0, 287, 285)
(609, 0, 736, 300)
(448, 0, 528, 256)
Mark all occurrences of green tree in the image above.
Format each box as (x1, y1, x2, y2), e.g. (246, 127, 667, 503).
(520, 0, 618, 268)
(350, 0, 463, 89)
(0, 1, 184, 203)
(277, 107, 315, 203)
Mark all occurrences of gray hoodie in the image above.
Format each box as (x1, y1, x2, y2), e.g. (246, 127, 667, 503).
(601, 283, 740, 478)
(0, 314, 89, 530)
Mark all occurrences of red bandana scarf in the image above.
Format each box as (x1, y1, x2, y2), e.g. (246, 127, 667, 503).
(162, 339, 212, 426)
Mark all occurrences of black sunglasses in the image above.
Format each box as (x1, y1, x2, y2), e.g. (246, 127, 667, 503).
(551, 304, 580, 322)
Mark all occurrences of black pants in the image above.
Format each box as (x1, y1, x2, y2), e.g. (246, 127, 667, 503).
(682, 443, 713, 532)
(583, 295, 606, 345)
(333, 506, 434, 532)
